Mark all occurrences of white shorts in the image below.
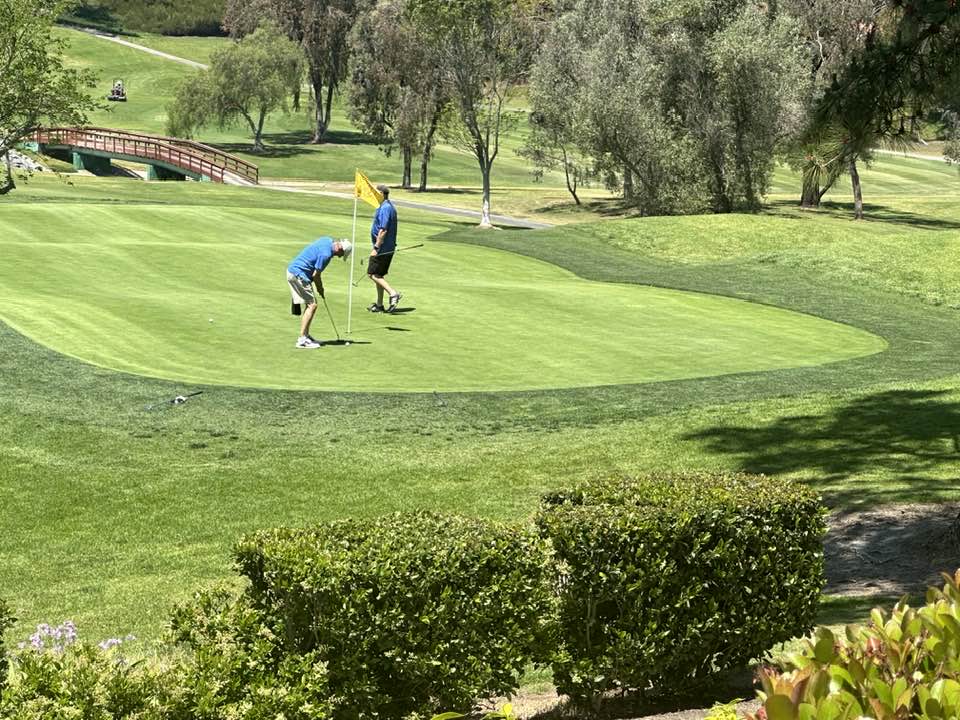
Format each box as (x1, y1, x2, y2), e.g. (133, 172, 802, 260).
(287, 270, 316, 305)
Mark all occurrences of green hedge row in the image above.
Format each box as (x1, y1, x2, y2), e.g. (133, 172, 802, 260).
(537, 472, 827, 699)
(1, 472, 827, 717)
(227, 512, 557, 719)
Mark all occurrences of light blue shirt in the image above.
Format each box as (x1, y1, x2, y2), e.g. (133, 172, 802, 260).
(288, 237, 335, 281)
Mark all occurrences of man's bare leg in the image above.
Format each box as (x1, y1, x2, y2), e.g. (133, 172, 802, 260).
(369, 275, 396, 306)
(300, 302, 317, 336)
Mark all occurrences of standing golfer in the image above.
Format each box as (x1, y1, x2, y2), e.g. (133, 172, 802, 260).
(287, 236, 352, 348)
(367, 184, 402, 313)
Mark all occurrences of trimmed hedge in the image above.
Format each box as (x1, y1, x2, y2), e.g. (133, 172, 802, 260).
(229, 512, 556, 718)
(746, 570, 960, 720)
(536, 472, 826, 700)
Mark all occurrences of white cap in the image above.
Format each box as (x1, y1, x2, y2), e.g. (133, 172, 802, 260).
(339, 239, 353, 259)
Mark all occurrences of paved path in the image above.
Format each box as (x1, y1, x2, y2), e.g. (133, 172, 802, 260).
(71, 27, 555, 229)
(76, 27, 208, 68)
(262, 183, 553, 229)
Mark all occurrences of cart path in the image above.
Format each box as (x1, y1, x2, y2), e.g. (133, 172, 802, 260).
(75, 26, 208, 68)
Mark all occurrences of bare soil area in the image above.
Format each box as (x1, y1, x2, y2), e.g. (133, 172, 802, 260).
(509, 502, 960, 720)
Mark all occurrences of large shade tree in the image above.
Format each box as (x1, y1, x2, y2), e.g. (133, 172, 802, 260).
(0, 0, 96, 194)
(347, 0, 446, 190)
(527, 0, 808, 215)
(804, 1, 960, 218)
(408, 0, 541, 226)
(224, 0, 363, 144)
(166, 23, 303, 152)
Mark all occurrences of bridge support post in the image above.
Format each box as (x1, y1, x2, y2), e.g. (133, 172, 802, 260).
(147, 164, 186, 181)
(72, 152, 112, 174)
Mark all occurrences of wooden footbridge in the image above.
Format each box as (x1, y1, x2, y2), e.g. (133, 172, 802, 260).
(28, 127, 258, 185)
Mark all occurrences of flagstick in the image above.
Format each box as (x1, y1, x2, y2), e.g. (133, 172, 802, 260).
(347, 192, 358, 335)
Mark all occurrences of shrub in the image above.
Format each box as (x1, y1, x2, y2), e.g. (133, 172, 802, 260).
(0, 599, 14, 692)
(169, 586, 333, 720)
(0, 623, 186, 720)
(748, 570, 960, 720)
(231, 511, 556, 719)
(536, 472, 826, 700)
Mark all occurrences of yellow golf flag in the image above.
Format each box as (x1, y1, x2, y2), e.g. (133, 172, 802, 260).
(355, 169, 383, 209)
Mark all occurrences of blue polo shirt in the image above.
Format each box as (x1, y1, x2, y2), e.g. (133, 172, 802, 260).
(370, 200, 398, 254)
(288, 237, 335, 281)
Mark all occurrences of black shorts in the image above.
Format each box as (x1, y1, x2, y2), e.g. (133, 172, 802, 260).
(367, 253, 393, 277)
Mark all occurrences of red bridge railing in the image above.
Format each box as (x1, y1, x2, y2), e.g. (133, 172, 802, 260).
(33, 127, 259, 184)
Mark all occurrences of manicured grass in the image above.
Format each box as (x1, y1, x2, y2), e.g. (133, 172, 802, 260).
(4, 156, 960, 644)
(0, 179, 882, 392)
(5, 25, 960, 652)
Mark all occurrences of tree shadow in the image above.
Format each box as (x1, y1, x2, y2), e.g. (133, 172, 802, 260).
(255, 129, 378, 146)
(765, 198, 960, 229)
(212, 142, 316, 159)
(683, 389, 960, 508)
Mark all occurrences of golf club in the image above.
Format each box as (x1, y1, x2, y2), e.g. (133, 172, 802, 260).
(352, 243, 425, 286)
(320, 294, 344, 343)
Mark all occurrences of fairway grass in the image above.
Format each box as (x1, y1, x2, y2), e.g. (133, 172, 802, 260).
(0, 193, 883, 391)
(4, 164, 960, 644)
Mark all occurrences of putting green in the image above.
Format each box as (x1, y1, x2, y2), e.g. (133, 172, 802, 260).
(0, 202, 885, 392)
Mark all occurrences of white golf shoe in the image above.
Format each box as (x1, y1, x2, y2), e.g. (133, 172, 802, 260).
(295, 336, 322, 349)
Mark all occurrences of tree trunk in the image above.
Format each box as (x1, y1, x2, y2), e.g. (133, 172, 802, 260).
(623, 165, 634, 201)
(479, 162, 493, 227)
(0, 150, 15, 195)
(562, 146, 580, 206)
(849, 158, 864, 219)
(418, 104, 442, 192)
(800, 180, 820, 208)
(309, 68, 327, 144)
(402, 146, 412, 189)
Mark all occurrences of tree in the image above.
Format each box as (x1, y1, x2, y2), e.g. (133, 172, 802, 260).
(0, 0, 96, 194)
(802, 1, 960, 218)
(167, 23, 303, 152)
(347, 0, 446, 190)
(224, 0, 363, 144)
(785, 0, 878, 208)
(408, 0, 541, 226)
(527, 0, 807, 215)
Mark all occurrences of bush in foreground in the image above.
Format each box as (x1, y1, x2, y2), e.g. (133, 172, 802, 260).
(0, 599, 13, 692)
(537, 472, 826, 701)
(0, 623, 185, 720)
(195, 512, 557, 718)
(747, 569, 960, 720)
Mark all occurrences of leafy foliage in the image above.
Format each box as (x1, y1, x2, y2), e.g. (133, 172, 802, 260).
(748, 570, 960, 720)
(537, 472, 827, 701)
(0, 0, 97, 193)
(167, 22, 303, 150)
(231, 512, 556, 718)
(0, 629, 186, 720)
(527, 0, 808, 215)
(67, 0, 226, 35)
(170, 587, 333, 720)
(0, 599, 14, 692)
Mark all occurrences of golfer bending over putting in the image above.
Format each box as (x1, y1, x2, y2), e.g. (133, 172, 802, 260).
(367, 184, 402, 313)
(287, 236, 352, 348)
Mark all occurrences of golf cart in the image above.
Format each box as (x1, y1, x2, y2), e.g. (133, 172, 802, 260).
(107, 79, 127, 102)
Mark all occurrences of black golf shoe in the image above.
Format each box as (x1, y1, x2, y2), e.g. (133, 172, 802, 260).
(368, 303, 385, 313)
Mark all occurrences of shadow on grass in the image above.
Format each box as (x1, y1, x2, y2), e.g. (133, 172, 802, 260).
(213, 142, 316, 159)
(684, 389, 960, 507)
(244, 129, 378, 146)
(765, 198, 960, 230)
(817, 595, 903, 627)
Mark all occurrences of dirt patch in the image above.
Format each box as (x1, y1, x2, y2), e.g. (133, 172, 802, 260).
(825, 502, 960, 596)
(510, 502, 960, 720)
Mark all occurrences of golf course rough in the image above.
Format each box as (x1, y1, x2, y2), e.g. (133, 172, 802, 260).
(0, 201, 884, 393)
